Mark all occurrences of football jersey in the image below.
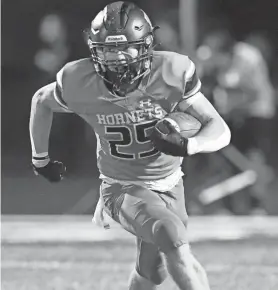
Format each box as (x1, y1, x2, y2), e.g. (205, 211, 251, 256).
(54, 51, 201, 181)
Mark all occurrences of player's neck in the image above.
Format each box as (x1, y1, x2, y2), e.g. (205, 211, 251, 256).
(103, 76, 142, 97)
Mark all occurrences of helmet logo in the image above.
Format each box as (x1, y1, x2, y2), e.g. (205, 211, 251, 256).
(105, 35, 127, 42)
(134, 25, 143, 31)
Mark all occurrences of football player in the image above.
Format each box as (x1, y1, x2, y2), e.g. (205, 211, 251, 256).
(29, 2, 231, 290)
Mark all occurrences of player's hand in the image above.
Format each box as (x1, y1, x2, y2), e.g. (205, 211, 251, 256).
(32, 160, 66, 182)
(150, 119, 188, 156)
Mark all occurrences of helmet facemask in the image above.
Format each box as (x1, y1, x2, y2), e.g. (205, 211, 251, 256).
(86, 31, 155, 96)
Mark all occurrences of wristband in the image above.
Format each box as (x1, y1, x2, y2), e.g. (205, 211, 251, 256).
(187, 138, 200, 156)
(32, 152, 50, 168)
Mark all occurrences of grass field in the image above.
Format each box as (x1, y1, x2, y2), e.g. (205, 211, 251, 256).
(2, 215, 278, 290)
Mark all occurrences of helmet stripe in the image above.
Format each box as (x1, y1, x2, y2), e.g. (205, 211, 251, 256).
(142, 11, 153, 28)
(91, 9, 105, 34)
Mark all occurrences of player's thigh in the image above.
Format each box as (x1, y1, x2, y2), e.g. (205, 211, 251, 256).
(136, 238, 167, 285)
(161, 178, 188, 227)
(101, 181, 167, 237)
(116, 183, 188, 251)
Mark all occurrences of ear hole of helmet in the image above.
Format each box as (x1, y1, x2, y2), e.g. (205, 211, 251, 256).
(144, 35, 153, 48)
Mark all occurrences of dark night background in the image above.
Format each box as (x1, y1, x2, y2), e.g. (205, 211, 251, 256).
(2, 0, 278, 215)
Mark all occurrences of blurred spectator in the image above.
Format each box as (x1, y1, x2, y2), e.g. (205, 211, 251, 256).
(245, 32, 274, 65)
(155, 20, 180, 52)
(154, 8, 180, 52)
(196, 29, 235, 101)
(197, 29, 276, 213)
(34, 13, 87, 176)
(216, 33, 275, 164)
(197, 29, 276, 164)
(34, 14, 70, 81)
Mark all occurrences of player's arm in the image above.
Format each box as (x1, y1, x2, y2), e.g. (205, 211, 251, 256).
(29, 81, 70, 181)
(173, 58, 231, 155)
(176, 92, 231, 155)
(150, 56, 230, 157)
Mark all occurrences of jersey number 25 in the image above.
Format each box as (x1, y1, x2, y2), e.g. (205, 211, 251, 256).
(105, 120, 159, 159)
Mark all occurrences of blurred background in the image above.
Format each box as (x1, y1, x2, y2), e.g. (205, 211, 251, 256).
(2, 0, 278, 216)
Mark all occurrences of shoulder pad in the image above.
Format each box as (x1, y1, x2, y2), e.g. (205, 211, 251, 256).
(160, 51, 201, 97)
(57, 58, 94, 88)
(55, 58, 98, 111)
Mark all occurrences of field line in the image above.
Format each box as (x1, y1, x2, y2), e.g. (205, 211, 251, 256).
(2, 260, 278, 274)
(2, 215, 278, 243)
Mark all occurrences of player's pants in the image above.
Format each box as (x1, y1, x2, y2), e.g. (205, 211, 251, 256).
(101, 178, 188, 285)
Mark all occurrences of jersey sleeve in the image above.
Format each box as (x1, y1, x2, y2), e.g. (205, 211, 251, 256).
(182, 58, 202, 99)
(53, 65, 71, 111)
(163, 53, 201, 99)
(161, 52, 202, 112)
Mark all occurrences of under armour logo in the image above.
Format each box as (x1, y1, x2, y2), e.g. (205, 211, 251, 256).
(139, 99, 152, 108)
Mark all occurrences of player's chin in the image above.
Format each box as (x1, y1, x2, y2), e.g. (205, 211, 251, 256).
(107, 66, 126, 73)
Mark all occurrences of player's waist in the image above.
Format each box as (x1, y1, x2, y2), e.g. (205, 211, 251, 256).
(99, 167, 184, 192)
(97, 152, 183, 181)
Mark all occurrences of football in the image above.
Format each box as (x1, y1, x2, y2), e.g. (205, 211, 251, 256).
(158, 112, 202, 138)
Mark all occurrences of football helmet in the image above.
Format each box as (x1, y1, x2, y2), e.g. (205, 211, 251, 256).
(84, 1, 158, 96)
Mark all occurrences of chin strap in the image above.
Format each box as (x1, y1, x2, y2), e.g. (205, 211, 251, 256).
(131, 66, 151, 84)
